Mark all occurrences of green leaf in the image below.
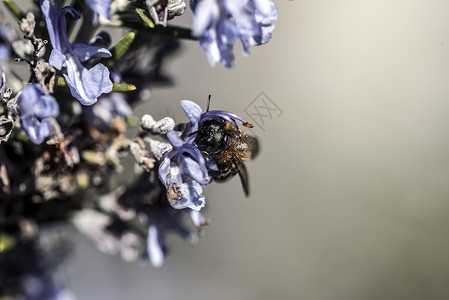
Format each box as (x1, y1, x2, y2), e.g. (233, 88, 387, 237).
(112, 32, 136, 60)
(111, 83, 137, 92)
(3, 0, 25, 20)
(100, 32, 136, 67)
(108, 32, 136, 62)
(16, 129, 29, 143)
(56, 76, 66, 86)
(0, 233, 14, 252)
(56, 76, 135, 93)
(135, 8, 155, 28)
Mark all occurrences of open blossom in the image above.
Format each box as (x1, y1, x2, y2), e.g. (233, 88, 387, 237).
(41, 0, 113, 106)
(17, 84, 59, 144)
(158, 131, 211, 211)
(191, 0, 278, 67)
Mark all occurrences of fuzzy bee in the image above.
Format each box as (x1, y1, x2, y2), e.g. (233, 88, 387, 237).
(193, 97, 259, 196)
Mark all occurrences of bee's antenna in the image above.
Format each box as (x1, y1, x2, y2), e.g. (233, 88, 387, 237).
(206, 95, 211, 112)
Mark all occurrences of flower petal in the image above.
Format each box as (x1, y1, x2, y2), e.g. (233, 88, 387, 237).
(179, 155, 210, 185)
(41, 0, 58, 48)
(169, 181, 205, 211)
(21, 116, 51, 144)
(49, 48, 66, 70)
(166, 131, 184, 149)
(17, 84, 58, 118)
(110, 93, 132, 116)
(36, 95, 59, 119)
(200, 110, 248, 131)
(73, 43, 112, 62)
(189, 210, 207, 228)
(192, 0, 218, 36)
(17, 84, 59, 144)
(85, 0, 112, 20)
(147, 224, 164, 268)
(177, 144, 210, 182)
(65, 57, 113, 106)
(158, 156, 172, 188)
(180, 100, 203, 127)
(191, 0, 277, 67)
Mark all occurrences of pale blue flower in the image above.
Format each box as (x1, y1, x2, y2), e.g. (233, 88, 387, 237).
(146, 208, 206, 267)
(191, 0, 278, 67)
(85, 0, 113, 24)
(158, 131, 211, 211)
(41, 0, 113, 106)
(0, 23, 15, 61)
(17, 84, 59, 144)
(83, 93, 132, 131)
(0, 63, 6, 99)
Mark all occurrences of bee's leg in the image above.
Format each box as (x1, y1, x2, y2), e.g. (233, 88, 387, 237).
(236, 160, 250, 197)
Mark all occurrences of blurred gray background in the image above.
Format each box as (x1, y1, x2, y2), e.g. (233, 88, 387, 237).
(63, 0, 449, 299)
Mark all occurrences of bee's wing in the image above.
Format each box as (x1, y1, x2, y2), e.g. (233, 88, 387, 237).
(248, 136, 260, 160)
(236, 160, 250, 197)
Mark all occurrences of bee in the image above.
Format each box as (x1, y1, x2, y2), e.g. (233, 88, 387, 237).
(194, 96, 259, 196)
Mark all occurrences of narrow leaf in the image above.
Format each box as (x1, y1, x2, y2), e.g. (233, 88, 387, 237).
(56, 76, 135, 93)
(112, 32, 136, 60)
(3, 0, 25, 20)
(135, 8, 155, 28)
(99, 32, 136, 67)
(0, 233, 14, 252)
(111, 83, 137, 93)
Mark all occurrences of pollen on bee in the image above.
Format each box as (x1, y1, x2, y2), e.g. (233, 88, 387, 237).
(225, 122, 237, 131)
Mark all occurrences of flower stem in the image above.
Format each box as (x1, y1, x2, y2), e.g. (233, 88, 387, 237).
(109, 22, 197, 41)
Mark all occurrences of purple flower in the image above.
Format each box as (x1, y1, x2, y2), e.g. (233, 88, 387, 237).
(83, 93, 132, 131)
(20, 275, 77, 300)
(158, 131, 211, 211)
(146, 224, 165, 267)
(41, 0, 113, 106)
(191, 0, 278, 67)
(74, 177, 209, 267)
(85, 0, 112, 24)
(0, 23, 15, 61)
(0, 63, 6, 99)
(146, 208, 206, 267)
(17, 84, 59, 144)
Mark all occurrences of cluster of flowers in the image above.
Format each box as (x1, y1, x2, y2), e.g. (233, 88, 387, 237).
(0, 0, 276, 298)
